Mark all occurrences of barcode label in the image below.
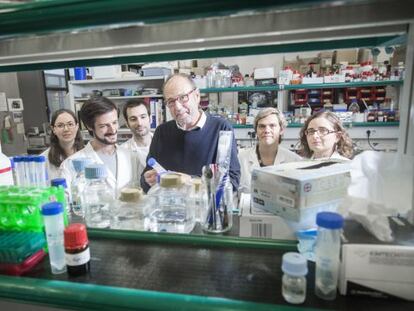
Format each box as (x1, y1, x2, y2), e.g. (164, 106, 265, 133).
(251, 223, 272, 238)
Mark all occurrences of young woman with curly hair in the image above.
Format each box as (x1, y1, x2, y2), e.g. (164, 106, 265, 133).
(298, 111, 353, 160)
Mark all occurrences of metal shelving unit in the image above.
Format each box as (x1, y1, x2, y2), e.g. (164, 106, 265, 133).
(200, 80, 404, 93)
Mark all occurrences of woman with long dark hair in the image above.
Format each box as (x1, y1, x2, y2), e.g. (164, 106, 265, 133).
(42, 109, 84, 180)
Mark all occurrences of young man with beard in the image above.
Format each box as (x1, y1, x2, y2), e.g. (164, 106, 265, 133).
(120, 100, 153, 185)
(141, 73, 240, 193)
(61, 96, 133, 192)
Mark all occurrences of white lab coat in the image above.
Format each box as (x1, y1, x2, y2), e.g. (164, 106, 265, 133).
(238, 145, 302, 193)
(120, 133, 152, 182)
(311, 151, 351, 161)
(61, 142, 133, 193)
(41, 147, 62, 182)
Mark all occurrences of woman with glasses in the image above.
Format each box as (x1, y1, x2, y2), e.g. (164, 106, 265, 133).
(41, 109, 84, 180)
(298, 111, 353, 160)
(238, 107, 301, 193)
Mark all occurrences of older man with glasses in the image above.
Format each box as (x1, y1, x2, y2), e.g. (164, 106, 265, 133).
(141, 73, 240, 193)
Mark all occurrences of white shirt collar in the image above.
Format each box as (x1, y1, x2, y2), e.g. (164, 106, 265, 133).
(176, 110, 206, 131)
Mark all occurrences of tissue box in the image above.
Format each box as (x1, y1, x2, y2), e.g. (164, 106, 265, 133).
(251, 160, 350, 223)
(340, 218, 414, 300)
(238, 193, 295, 240)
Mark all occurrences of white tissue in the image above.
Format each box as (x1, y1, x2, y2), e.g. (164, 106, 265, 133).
(339, 151, 414, 241)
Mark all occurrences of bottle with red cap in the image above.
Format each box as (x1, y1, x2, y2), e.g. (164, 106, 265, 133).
(64, 223, 90, 276)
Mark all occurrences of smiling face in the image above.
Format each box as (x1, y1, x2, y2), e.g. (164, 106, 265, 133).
(306, 117, 340, 158)
(52, 112, 79, 145)
(90, 109, 119, 145)
(256, 114, 283, 146)
(163, 76, 200, 129)
(126, 104, 151, 139)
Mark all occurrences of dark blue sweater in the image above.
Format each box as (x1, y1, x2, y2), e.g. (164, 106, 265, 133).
(141, 114, 240, 193)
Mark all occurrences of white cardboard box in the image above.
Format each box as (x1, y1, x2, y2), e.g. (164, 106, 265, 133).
(251, 160, 350, 224)
(301, 77, 324, 84)
(254, 67, 275, 79)
(90, 65, 122, 79)
(239, 193, 295, 240)
(340, 244, 414, 300)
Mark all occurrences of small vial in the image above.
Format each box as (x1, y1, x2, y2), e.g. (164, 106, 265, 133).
(64, 223, 91, 276)
(281, 252, 308, 304)
(147, 157, 167, 175)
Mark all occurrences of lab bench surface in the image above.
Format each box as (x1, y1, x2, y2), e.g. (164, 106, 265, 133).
(0, 229, 412, 311)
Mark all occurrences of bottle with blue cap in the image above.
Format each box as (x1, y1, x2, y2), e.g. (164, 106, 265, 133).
(81, 164, 114, 229)
(314, 211, 344, 300)
(281, 252, 308, 304)
(51, 178, 71, 221)
(70, 158, 92, 218)
(41, 202, 67, 274)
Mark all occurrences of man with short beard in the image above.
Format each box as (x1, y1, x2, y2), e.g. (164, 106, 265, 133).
(61, 96, 133, 193)
(120, 99, 153, 185)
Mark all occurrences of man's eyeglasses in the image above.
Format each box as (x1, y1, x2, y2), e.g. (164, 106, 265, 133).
(165, 88, 196, 108)
(54, 122, 76, 130)
(305, 127, 338, 137)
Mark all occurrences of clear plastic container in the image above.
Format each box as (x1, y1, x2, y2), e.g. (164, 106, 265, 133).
(188, 177, 207, 223)
(202, 174, 233, 234)
(41, 202, 67, 274)
(145, 173, 195, 233)
(51, 178, 71, 221)
(82, 164, 114, 229)
(70, 158, 92, 218)
(112, 187, 147, 230)
(281, 252, 308, 304)
(314, 212, 344, 301)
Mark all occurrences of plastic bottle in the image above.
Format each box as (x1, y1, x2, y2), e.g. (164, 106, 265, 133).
(0, 148, 13, 185)
(64, 223, 90, 276)
(146, 173, 195, 233)
(41, 202, 67, 274)
(82, 164, 114, 229)
(51, 178, 71, 220)
(281, 252, 308, 304)
(70, 158, 92, 218)
(314, 212, 344, 300)
(112, 187, 146, 230)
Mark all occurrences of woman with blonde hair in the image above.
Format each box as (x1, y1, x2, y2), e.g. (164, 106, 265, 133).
(298, 111, 353, 160)
(238, 107, 301, 193)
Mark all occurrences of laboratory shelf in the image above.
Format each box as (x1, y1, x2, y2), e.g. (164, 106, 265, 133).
(74, 95, 163, 101)
(232, 122, 400, 129)
(200, 80, 403, 94)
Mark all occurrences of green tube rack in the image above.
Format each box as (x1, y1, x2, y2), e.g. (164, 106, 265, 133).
(0, 186, 67, 232)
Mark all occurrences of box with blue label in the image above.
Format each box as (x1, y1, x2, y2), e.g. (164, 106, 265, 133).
(250, 160, 350, 225)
